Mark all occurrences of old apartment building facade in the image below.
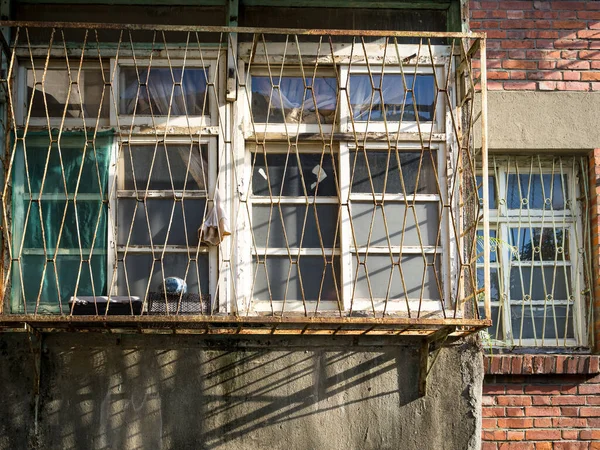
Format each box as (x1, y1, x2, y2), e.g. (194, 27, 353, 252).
(0, 1, 598, 449)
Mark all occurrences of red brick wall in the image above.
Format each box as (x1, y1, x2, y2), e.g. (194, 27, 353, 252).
(470, 0, 600, 91)
(483, 355, 600, 449)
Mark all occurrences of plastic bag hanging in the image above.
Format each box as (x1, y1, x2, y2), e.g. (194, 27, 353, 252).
(199, 190, 231, 245)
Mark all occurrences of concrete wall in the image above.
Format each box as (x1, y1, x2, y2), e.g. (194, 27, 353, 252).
(483, 92, 600, 151)
(0, 333, 483, 450)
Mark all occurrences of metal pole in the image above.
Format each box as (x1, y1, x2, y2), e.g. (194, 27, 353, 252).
(479, 36, 491, 320)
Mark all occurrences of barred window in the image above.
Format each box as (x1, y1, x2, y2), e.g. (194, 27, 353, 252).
(478, 156, 592, 347)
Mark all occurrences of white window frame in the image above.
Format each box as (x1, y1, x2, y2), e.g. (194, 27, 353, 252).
(112, 58, 216, 130)
(107, 136, 219, 304)
(235, 42, 456, 316)
(480, 158, 588, 347)
(341, 64, 446, 135)
(16, 60, 111, 128)
(245, 67, 338, 137)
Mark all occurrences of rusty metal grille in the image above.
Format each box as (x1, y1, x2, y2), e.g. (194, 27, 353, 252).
(0, 22, 489, 336)
(479, 156, 593, 348)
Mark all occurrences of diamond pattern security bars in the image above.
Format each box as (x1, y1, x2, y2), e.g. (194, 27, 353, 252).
(0, 22, 489, 336)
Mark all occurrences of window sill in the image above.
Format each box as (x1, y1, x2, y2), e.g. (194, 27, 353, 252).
(484, 354, 600, 376)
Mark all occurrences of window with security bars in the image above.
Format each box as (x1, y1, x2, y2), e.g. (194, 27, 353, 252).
(11, 55, 220, 314)
(477, 156, 593, 347)
(237, 40, 452, 316)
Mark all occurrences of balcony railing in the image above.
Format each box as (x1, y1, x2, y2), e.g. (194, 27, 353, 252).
(0, 21, 489, 337)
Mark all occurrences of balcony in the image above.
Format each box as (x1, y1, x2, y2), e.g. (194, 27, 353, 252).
(0, 21, 490, 339)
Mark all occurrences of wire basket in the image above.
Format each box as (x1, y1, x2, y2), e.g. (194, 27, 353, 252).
(146, 292, 210, 315)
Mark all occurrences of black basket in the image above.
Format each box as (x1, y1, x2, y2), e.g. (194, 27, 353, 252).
(146, 292, 210, 315)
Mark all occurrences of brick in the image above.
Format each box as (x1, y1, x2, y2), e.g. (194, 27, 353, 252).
(524, 406, 561, 416)
(555, 444, 591, 450)
(551, 1, 586, 9)
(553, 21, 587, 29)
(527, 71, 561, 80)
(506, 385, 525, 395)
(582, 72, 600, 81)
(484, 384, 505, 395)
(553, 417, 587, 427)
(488, 71, 510, 80)
(497, 396, 532, 406)
(578, 11, 600, 20)
(560, 407, 580, 416)
(563, 71, 581, 81)
(556, 60, 590, 70)
(484, 407, 506, 417)
(580, 429, 600, 440)
(506, 407, 526, 417)
(537, 60, 556, 70)
(482, 418, 498, 428)
(501, 40, 535, 49)
(580, 407, 600, 417)
(554, 39, 589, 49)
(524, 385, 562, 395)
(498, 444, 535, 450)
(506, 430, 525, 440)
(538, 81, 557, 90)
(586, 396, 600, 405)
(580, 51, 600, 60)
(503, 60, 537, 70)
(579, 384, 600, 395)
(533, 418, 552, 427)
(525, 429, 561, 441)
(483, 430, 507, 441)
(532, 396, 551, 406)
(562, 430, 578, 440)
(483, 395, 497, 406)
(503, 81, 537, 90)
(482, 444, 498, 450)
(497, 418, 533, 428)
(510, 71, 527, 80)
(552, 396, 586, 405)
(535, 444, 552, 450)
(556, 81, 590, 91)
(578, 30, 600, 40)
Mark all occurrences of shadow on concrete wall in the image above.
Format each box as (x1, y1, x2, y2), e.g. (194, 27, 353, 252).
(1, 333, 481, 450)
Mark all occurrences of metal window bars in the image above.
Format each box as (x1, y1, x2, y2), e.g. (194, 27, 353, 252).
(479, 155, 593, 347)
(0, 22, 490, 338)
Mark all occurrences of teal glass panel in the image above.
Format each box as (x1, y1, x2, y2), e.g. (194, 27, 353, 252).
(12, 132, 112, 313)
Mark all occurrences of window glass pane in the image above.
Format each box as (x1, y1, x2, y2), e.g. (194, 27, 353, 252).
(509, 266, 571, 301)
(117, 199, 206, 247)
(476, 175, 496, 209)
(27, 67, 109, 120)
(122, 144, 208, 191)
(22, 200, 106, 251)
(117, 253, 209, 297)
(19, 142, 110, 195)
(478, 268, 501, 301)
(353, 254, 441, 301)
(253, 256, 340, 302)
(120, 67, 207, 116)
(251, 76, 337, 124)
(13, 254, 106, 313)
(477, 229, 498, 264)
(510, 305, 574, 341)
(350, 202, 439, 248)
(506, 173, 568, 210)
(350, 150, 437, 195)
(509, 227, 569, 262)
(252, 152, 337, 197)
(12, 135, 111, 313)
(350, 74, 435, 122)
(478, 305, 502, 342)
(252, 204, 338, 249)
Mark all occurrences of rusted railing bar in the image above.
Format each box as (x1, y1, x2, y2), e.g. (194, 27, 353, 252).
(0, 21, 486, 39)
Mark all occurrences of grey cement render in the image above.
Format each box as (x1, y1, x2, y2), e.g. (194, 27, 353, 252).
(0, 333, 483, 450)
(477, 91, 600, 151)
